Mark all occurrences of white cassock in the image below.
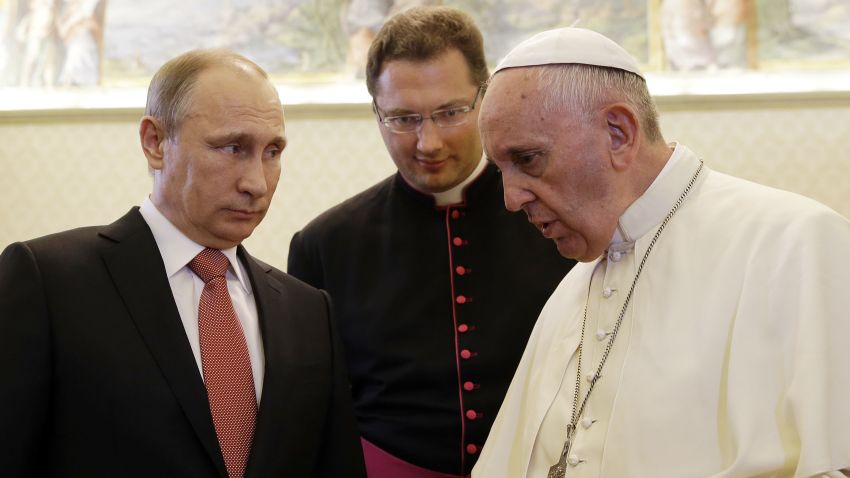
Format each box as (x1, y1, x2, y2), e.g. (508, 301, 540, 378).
(472, 143, 850, 478)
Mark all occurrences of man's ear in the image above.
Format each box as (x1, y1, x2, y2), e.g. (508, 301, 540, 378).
(605, 103, 639, 171)
(140, 116, 167, 171)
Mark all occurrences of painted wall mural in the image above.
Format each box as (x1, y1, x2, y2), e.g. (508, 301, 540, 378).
(1, 0, 848, 101)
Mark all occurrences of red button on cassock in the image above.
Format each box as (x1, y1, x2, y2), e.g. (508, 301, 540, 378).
(456, 295, 467, 304)
(460, 349, 472, 359)
(451, 210, 461, 219)
(455, 266, 466, 275)
(466, 409, 478, 420)
(452, 237, 463, 246)
(463, 381, 475, 391)
(458, 324, 469, 333)
(466, 444, 478, 454)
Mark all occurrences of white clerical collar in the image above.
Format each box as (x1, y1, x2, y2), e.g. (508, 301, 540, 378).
(139, 196, 252, 293)
(611, 143, 701, 245)
(432, 156, 488, 206)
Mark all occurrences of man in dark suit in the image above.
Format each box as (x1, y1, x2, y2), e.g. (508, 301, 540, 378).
(0, 49, 366, 478)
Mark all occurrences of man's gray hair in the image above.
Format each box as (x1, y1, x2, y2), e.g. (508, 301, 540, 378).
(530, 64, 662, 143)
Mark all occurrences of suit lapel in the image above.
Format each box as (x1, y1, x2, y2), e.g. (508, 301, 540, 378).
(100, 209, 228, 477)
(238, 247, 292, 476)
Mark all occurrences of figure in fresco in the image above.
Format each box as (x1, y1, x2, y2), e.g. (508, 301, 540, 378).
(0, 0, 22, 84)
(15, 0, 59, 86)
(1, 0, 104, 87)
(56, 0, 105, 86)
(660, 0, 751, 70)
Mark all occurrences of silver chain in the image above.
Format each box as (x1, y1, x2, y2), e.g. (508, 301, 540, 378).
(562, 160, 703, 455)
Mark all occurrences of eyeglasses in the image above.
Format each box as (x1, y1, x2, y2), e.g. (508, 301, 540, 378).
(374, 86, 484, 134)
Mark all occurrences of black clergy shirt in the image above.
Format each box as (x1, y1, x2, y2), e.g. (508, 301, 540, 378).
(288, 164, 575, 475)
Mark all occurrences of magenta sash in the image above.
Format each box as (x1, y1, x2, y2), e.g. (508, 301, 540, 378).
(361, 438, 470, 478)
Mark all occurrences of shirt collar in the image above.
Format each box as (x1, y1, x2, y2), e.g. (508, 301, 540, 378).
(138, 196, 252, 294)
(432, 156, 488, 206)
(611, 143, 702, 245)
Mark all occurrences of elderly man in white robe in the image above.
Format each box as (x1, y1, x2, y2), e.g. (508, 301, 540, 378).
(473, 27, 850, 478)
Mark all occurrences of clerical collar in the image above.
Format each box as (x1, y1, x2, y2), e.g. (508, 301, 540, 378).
(431, 156, 488, 206)
(138, 196, 251, 293)
(610, 143, 701, 245)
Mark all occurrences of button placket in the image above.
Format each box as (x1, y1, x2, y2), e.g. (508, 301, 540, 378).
(449, 208, 473, 312)
(595, 251, 630, 360)
(596, 282, 616, 341)
(576, 249, 637, 476)
(449, 207, 476, 367)
(448, 205, 484, 470)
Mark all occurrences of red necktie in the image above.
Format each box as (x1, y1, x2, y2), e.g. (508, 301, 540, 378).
(189, 248, 257, 478)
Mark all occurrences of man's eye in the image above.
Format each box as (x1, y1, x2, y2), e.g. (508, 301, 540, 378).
(390, 115, 420, 126)
(436, 108, 465, 120)
(265, 147, 282, 160)
(221, 144, 241, 154)
(515, 153, 537, 166)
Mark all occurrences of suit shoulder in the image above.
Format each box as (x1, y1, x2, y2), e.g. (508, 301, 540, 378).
(14, 224, 109, 259)
(25, 224, 106, 245)
(256, 257, 326, 298)
(12, 209, 144, 259)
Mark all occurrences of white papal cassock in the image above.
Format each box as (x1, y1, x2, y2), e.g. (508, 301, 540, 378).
(473, 143, 850, 478)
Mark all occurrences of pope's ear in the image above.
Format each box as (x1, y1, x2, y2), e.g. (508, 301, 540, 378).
(605, 103, 639, 171)
(140, 116, 167, 170)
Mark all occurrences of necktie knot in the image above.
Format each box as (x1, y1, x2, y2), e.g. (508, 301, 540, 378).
(188, 248, 229, 283)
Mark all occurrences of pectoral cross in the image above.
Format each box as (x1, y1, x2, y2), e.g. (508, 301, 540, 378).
(547, 423, 575, 478)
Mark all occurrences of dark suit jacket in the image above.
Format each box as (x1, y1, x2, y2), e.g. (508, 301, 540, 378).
(0, 208, 366, 478)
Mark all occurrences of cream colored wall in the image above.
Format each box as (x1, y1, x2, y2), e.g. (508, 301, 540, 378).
(1, 94, 849, 271)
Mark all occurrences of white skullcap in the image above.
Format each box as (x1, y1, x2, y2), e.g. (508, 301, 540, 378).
(494, 27, 644, 79)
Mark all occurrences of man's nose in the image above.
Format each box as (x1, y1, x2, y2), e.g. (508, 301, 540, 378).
(502, 173, 533, 212)
(238, 155, 270, 197)
(416, 118, 444, 155)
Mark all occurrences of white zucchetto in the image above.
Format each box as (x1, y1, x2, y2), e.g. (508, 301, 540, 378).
(494, 27, 644, 79)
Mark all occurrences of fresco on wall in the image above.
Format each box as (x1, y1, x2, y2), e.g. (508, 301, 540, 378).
(1, 0, 107, 87)
(0, 0, 849, 98)
(759, 0, 850, 65)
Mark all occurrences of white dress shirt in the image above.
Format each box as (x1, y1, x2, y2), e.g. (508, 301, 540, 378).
(139, 197, 265, 402)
